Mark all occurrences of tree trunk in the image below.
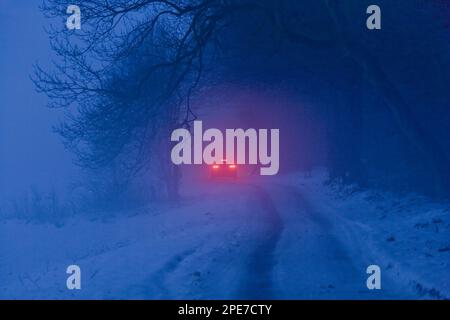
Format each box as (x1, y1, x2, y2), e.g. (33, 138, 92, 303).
(328, 56, 366, 186)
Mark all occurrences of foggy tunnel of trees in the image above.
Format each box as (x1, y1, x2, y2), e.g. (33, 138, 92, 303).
(33, 0, 449, 200)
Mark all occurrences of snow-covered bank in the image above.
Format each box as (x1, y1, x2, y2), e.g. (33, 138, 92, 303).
(0, 184, 256, 299)
(273, 169, 450, 299)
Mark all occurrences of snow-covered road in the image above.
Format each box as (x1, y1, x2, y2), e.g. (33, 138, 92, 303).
(1, 171, 449, 299)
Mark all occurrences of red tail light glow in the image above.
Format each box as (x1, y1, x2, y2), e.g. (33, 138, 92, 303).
(212, 165, 219, 169)
(229, 165, 236, 169)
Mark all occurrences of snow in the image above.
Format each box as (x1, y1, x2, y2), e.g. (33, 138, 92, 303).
(0, 170, 448, 299)
(272, 169, 450, 299)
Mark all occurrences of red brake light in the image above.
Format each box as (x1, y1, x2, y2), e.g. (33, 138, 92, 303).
(229, 165, 236, 169)
(212, 165, 219, 169)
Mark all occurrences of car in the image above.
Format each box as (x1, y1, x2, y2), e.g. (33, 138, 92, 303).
(210, 160, 237, 178)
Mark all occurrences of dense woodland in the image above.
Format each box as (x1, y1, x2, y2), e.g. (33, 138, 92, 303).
(33, 0, 450, 199)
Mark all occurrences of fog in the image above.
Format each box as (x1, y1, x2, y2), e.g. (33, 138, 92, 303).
(0, 0, 77, 203)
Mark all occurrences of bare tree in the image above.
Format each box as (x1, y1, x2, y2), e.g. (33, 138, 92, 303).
(33, 0, 449, 198)
(33, 0, 229, 198)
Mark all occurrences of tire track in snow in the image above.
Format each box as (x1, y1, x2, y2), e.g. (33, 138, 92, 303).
(127, 248, 197, 299)
(153, 248, 197, 297)
(235, 185, 284, 299)
(273, 183, 413, 299)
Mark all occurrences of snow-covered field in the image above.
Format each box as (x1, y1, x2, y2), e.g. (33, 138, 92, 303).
(0, 170, 448, 299)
